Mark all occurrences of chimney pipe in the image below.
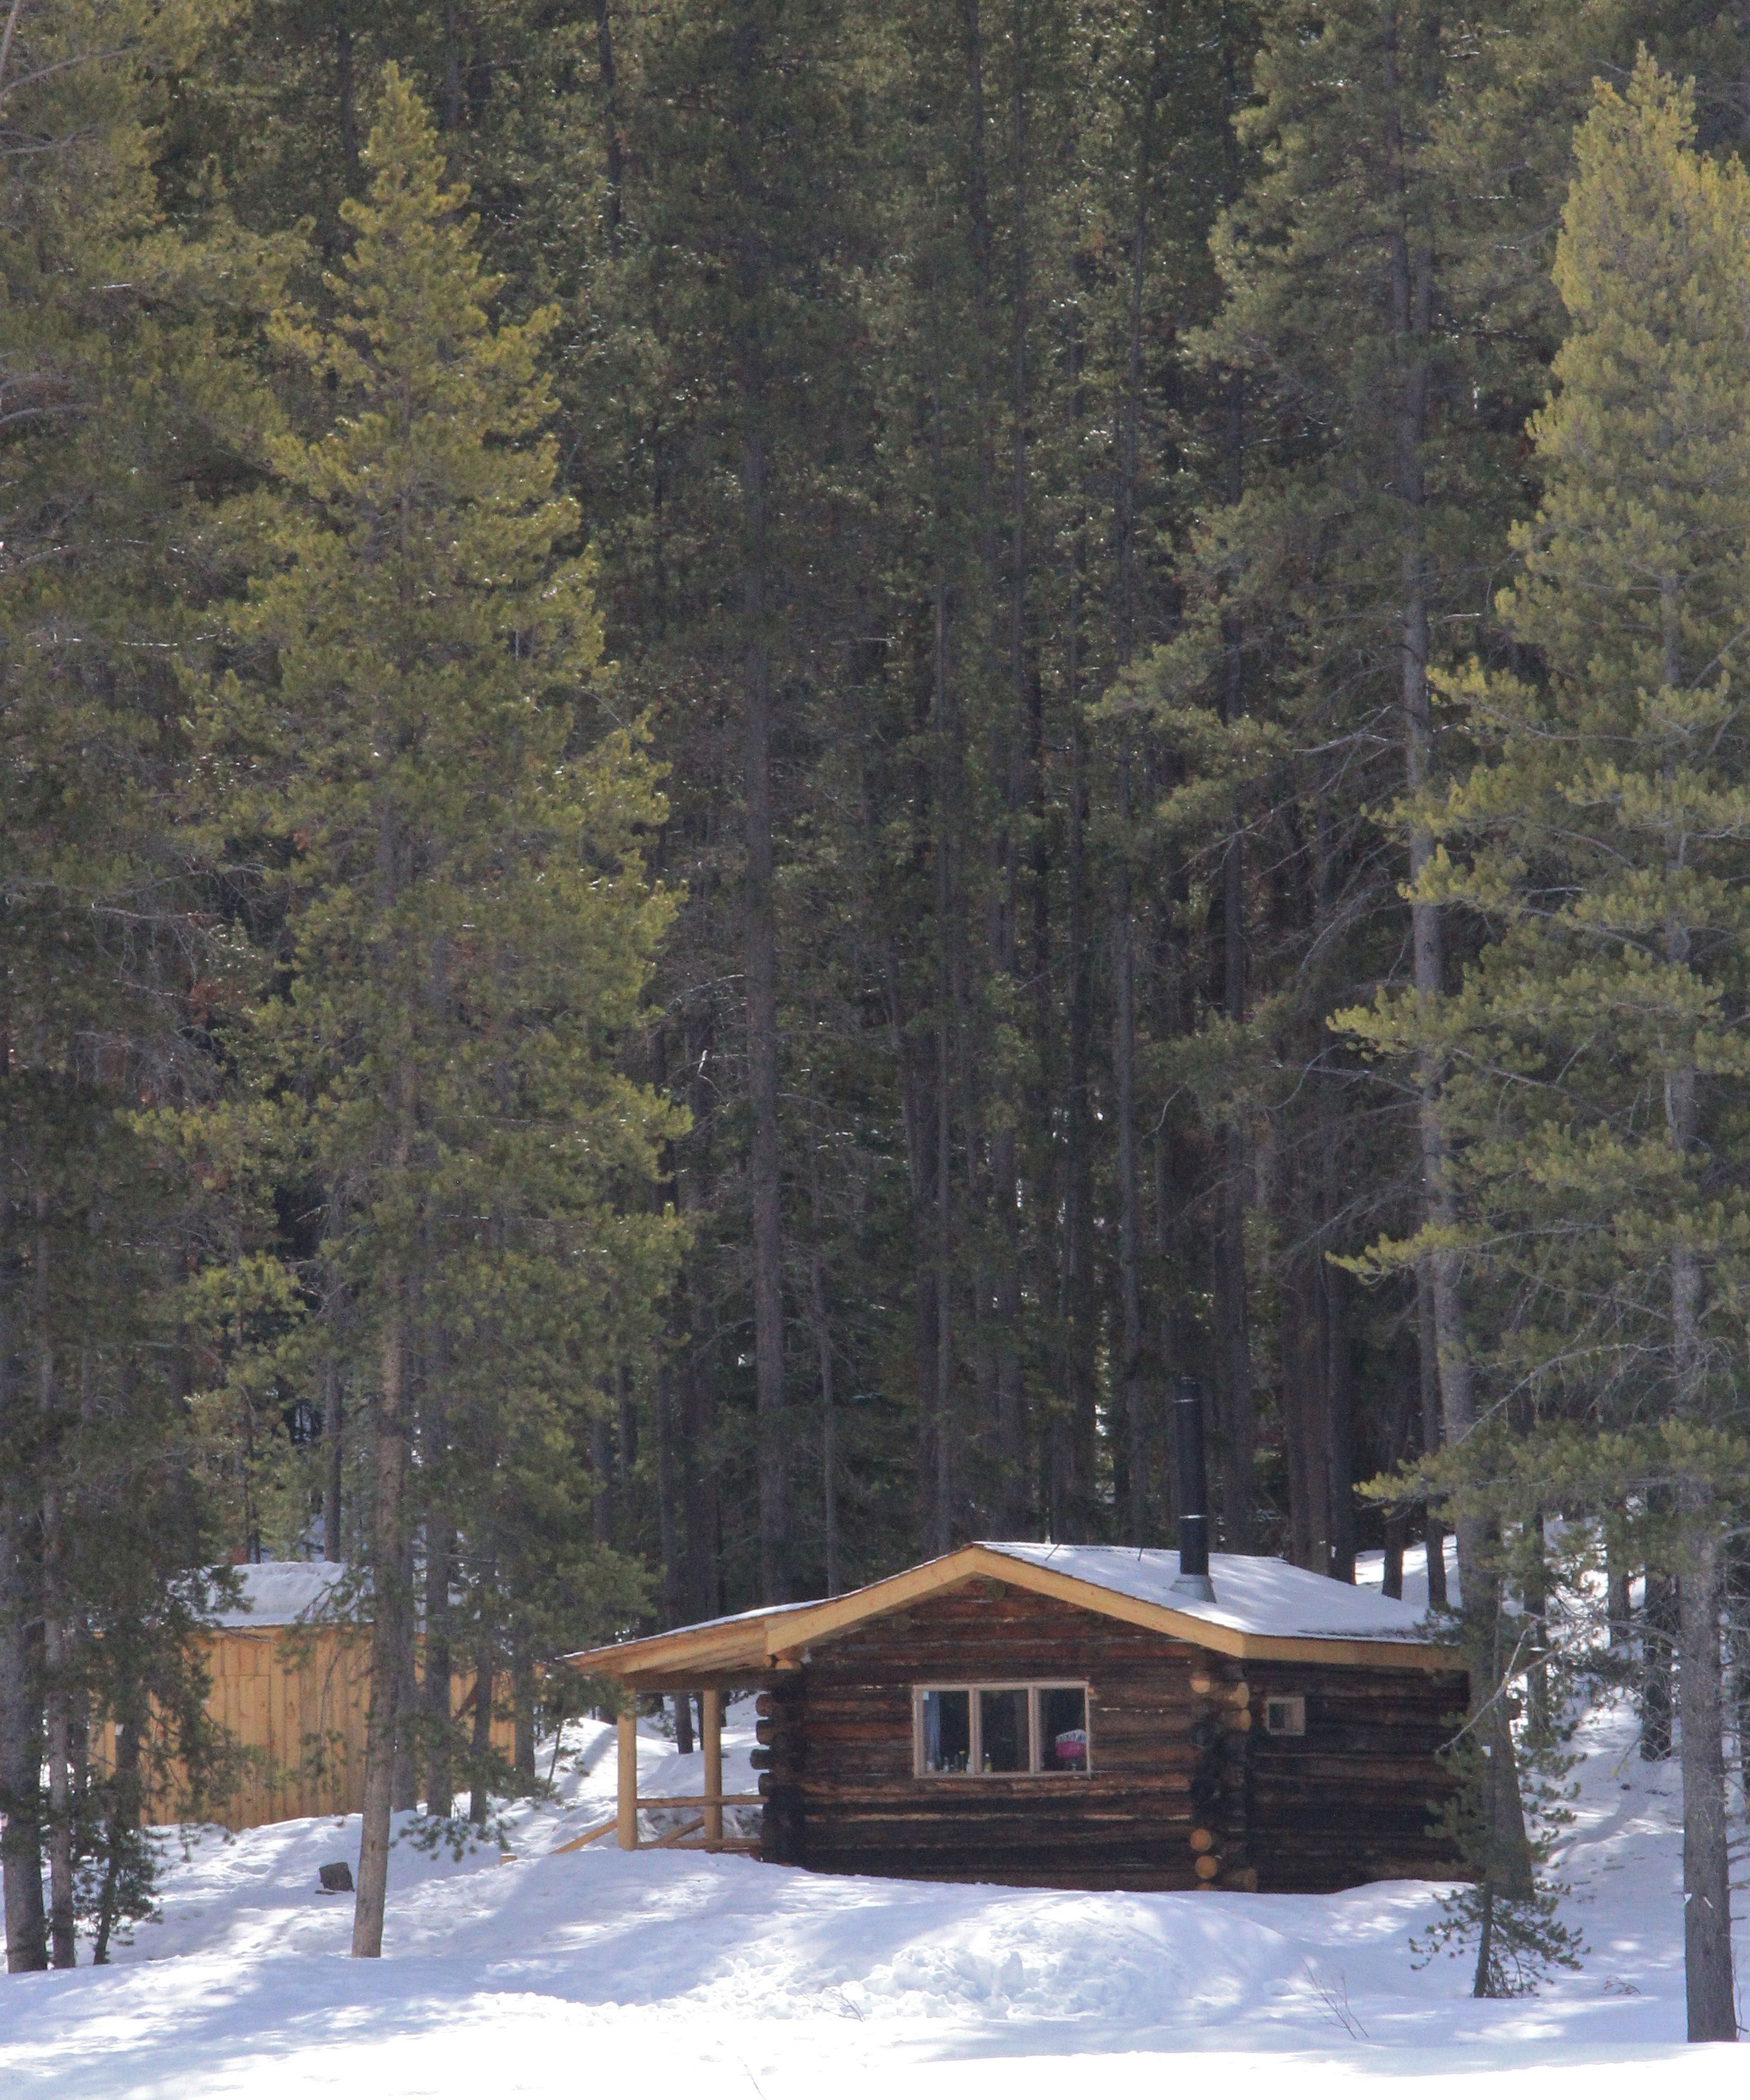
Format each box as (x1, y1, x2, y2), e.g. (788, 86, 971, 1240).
(1171, 1376, 1216, 1601)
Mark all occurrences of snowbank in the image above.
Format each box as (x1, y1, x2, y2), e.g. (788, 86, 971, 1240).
(0, 1691, 1738, 2097)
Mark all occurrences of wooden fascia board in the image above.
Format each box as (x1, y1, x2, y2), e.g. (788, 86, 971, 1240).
(564, 1627, 777, 1682)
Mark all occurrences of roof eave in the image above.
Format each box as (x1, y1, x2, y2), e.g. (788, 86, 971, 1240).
(565, 1542, 1459, 1682)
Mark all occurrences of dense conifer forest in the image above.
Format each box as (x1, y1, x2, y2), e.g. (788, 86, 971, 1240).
(2, 0, 1749, 2031)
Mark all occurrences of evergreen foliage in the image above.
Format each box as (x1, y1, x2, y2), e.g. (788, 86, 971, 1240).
(1, 0, 1747, 2028)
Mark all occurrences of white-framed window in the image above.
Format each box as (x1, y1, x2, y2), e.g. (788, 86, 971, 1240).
(1263, 1694, 1306, 1737)
(913, 1682, 1091, 1777)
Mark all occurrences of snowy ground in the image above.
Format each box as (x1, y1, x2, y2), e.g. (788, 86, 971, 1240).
(2, 1546, 1744, 2095)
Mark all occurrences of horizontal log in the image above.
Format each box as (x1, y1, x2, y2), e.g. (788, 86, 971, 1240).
(635, 1793, 763, 1809)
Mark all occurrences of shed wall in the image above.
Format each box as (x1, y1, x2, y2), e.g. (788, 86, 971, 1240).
(98, 1627, 516, 1831)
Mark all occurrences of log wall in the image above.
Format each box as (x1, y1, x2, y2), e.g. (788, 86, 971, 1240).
(753, 1579, 1464, 1894)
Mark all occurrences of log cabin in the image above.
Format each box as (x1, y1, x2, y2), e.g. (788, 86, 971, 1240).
(571, 1385, 1466, 1893)
(569, 1541, 1467, 1894)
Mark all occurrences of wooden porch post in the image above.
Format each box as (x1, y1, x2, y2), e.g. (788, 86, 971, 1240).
(702, 1689, 723, 1848)
(617, 1705, 638, 1850)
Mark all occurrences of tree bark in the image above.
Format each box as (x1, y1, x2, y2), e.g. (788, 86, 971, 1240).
(925, 361, 958, 1556)
(467, 1645, 494, 1829)
(806, 1135, 839, 1594)
(1110, 14, 1163, 1549)
(335, 7, 360, 189)
(34, 1197, 72, 1968)
(1323, 1258, 1357, 1583)
(1415, 1259, 1448, 1608)
(732, 5, 788, 1605)
(440, 0, 463, 130)
(1114, 756, 1147, 1546)
(512, 1646, 536, 1782)
(1210, 353, 1256, 1551)
(991, 0, 1031, 1538)
(0, 1490, 45, 1971)
(1642, 1571, 1677, 1760)
(593, 0, 625, 255)
(422, 1521, 453, 1818)
(1665, 947, 1734, 2030)
(322, 1362, 343, 1563)
(351, 1099, 415, 1958)
(91, 1713, 139, 1966)
(1678, 1532, 1735, 2040)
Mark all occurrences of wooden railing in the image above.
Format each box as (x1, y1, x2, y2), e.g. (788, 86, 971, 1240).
(544, 1692, 760, 1857)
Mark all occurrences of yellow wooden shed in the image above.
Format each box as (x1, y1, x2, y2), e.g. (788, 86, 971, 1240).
(113, 1562, 515, 1832)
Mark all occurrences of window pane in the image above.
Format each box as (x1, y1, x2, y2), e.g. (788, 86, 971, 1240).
(979, 1688, 1029, 1773)
(1040, 1686, 1089, 1771)
(921, 1689, 970, 1774)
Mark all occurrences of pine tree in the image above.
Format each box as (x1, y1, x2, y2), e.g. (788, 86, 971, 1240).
(0, 0, 270, 1970)
(196, 66, 679, 1956)
(1411, 56, 1750, 2041)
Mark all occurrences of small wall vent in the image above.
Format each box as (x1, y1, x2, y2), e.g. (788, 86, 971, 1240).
(1263, 1695, 1306, 1737)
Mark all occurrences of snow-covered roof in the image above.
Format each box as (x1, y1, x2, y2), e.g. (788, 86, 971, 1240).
(976, 1543, 1435, 1645)
(568, 1540, 1451, 1684)
(213, 1561, 351, 1629)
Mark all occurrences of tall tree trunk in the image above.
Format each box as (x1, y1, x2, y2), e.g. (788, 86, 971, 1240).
(391, 1508, 419, 1815)
(512, 1645, 536, 1782)
(993, 0, 1033, 1534)
(926, 361, 958, 1557)
(1643, 1570, 1677, 1760)
(335, 7, 360, 188)
(422, 1521, 453, 1819)
(1382, 19, 1530, 1899)
(1657, 542, 1735, 2031)
(1276, 1226, 1331, 1573)
(679, 1016, 721, 1619)
(733, 6, 788, 1605)
(1210, 347, 1256, 1551)
(351, 1103, 415, 1959)
(322, 1365, 344, 1563)
(1323, 1258, 1357, 1583)
(593, 0, 624, 255)
(34, 1197, 72, 1968)
(1664, 859, 1734, 2034)
(440, 0, 463, 130)
(806, 1135, 839, 1593)
(654, 1353, 684, 1621)
(1110, 0, 1165, 1557)
(591, 1411, 616, 1545)
(0, 1449, 45, 1971)
(1415, 1259, 1448, 1608)
(91, 1713, 139, 1966)
(1059, 619, 1095, 1545)
(468, 1643, 494, 1829)
(0, 1160, 43, 1970)
(1678, 1530, 1734, 2040)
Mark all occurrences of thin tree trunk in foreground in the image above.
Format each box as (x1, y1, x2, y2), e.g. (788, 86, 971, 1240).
(351, 1169, 414, 1957)
(468, 1645, 494, 1828)
(0, 1494, 46, 1971)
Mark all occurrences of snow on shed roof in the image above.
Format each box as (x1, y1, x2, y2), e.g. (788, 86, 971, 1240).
(977, 1543, 1436, 1645)
(212, 1561, 351, 1629)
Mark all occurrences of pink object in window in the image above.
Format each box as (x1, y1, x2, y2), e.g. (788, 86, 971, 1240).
(1054, 1728, 1088, 1767)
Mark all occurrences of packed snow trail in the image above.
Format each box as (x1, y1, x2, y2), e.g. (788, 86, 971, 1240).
(0, 1553, 1740, 2095)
